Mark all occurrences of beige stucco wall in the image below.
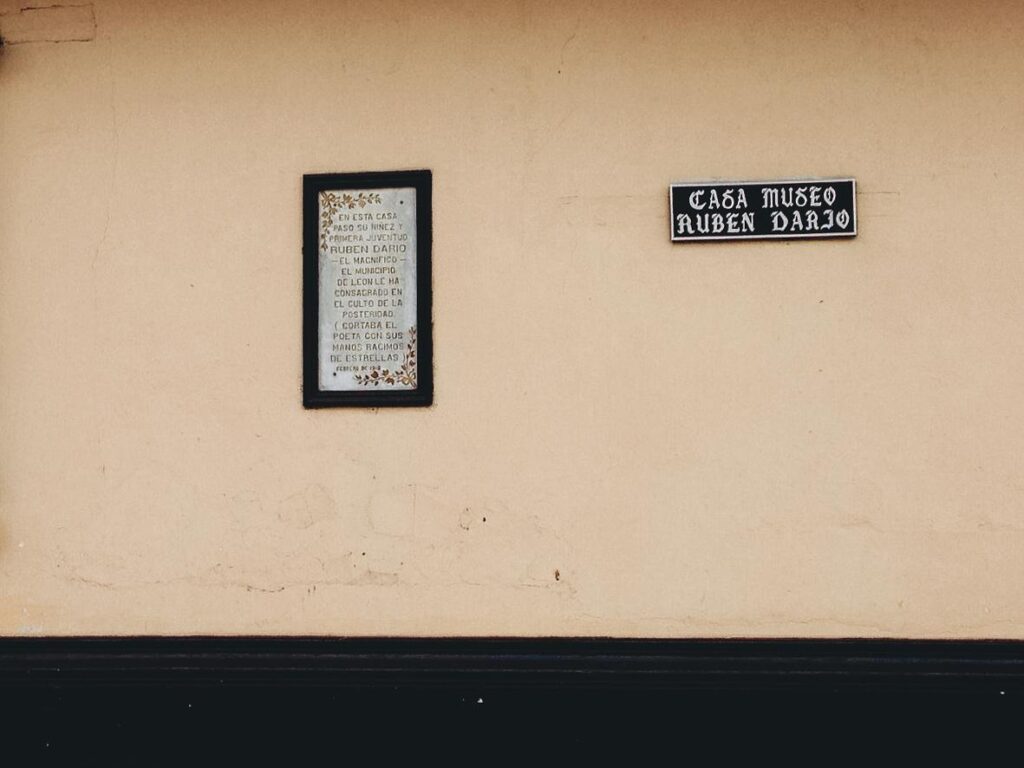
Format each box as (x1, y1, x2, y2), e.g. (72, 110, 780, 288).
(1, 0, 1022, 637)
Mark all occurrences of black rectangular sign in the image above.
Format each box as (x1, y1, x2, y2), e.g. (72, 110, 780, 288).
(669, 178, 856, 242)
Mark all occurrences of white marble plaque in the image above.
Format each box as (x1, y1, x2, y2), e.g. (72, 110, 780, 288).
(318, 187, 418, 391)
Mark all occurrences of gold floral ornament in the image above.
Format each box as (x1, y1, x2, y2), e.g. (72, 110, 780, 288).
(355, 327, 417, 388)
(319, 191, 383, 251)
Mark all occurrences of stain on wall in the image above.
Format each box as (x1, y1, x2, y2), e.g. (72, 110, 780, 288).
(0, 4, 96, 44)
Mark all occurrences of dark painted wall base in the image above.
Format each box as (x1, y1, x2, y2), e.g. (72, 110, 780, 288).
(3, 637, 1024, 690)
(4, 638, 1024, 759)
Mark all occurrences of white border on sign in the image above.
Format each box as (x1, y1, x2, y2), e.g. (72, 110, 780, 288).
(668, 177, 857, 242)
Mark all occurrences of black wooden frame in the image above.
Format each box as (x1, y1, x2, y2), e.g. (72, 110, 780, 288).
(302, 170, 433, 408)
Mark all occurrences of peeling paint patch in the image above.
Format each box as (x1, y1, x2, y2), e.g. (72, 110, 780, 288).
(277, 484, 336, 529)
(0, 4, 96, 44)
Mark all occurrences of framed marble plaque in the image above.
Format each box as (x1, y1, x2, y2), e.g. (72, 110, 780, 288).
(303, 170, 433, 407)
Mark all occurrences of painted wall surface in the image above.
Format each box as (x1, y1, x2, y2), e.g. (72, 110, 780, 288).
(1, 0, 1023, 637)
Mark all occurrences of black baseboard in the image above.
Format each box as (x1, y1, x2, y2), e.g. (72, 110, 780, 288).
(3, 638, 1024, 758)
(3, 637, 1024, 690)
